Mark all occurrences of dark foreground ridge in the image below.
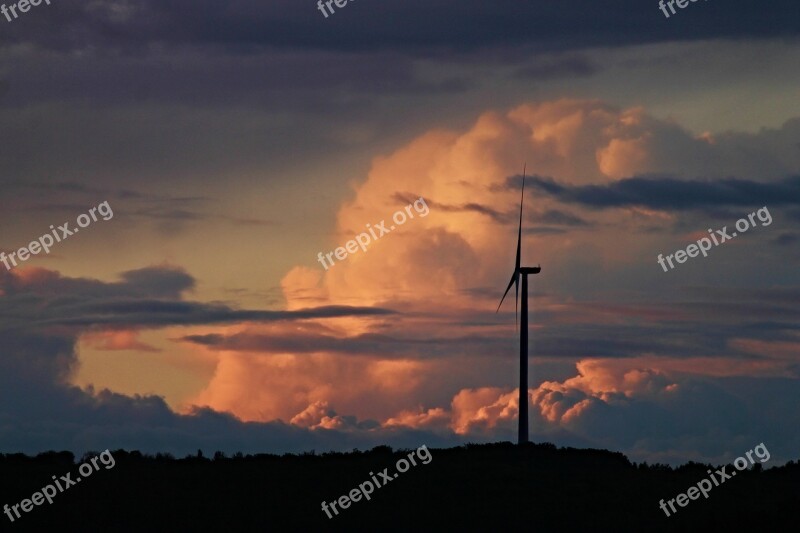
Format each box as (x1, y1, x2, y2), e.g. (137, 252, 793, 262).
(0, 442, 796, 531)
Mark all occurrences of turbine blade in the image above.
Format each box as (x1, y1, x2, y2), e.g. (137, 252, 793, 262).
(515, 272, 519, 330)
(515, 164, 525, 272)
(496, 271, 518, 313)
(497, 164, 527, 326)
(515, 164, 526, 330)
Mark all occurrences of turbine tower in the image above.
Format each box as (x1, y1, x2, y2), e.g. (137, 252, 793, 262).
(496, 165, 540, 445)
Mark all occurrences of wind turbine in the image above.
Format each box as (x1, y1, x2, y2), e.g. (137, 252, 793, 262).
(496, 164, 540, 445)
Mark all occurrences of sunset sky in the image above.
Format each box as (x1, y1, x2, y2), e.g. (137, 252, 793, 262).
(1, 0, 799, 465)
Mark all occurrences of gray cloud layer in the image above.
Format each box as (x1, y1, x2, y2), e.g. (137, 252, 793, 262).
(2, 0, 798, 54)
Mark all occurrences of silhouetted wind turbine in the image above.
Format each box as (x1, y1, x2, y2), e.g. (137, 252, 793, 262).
(496, 164, 540, 445)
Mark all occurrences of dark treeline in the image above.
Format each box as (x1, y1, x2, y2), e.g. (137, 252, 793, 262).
(0, 442, 796, 531)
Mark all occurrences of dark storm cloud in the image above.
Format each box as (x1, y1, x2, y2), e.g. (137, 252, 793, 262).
(397, 194, 510, 224)
(178, 327, 653, 359)
(787, 208, 800, 221)
(516, 175, 800, 210)
(398, 192, 588, 227)
(0, 266, 394, 332)
(535, 210, 589, 227)
(774, 233, 800, 246)
(526, 227, 566, 234)
(118, 266, 196, 298)
(0, 48, 471, 109)
(128, 206, 275, 228)
(180, 331, 514, 358)
(1, 0, 797, 55)
(0, 387, 468, 456)
(34, 301, 392, 329)
(513, 55, 597, 80)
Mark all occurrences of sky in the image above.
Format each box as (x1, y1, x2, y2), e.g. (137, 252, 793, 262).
(1, 0, 799, 465)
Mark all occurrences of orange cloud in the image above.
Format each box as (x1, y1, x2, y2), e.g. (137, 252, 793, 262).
(386, 387, 529, 435)
(450, 387, 522, 435)
(81, 329, 161, 352)
(385, 407, 450, 430)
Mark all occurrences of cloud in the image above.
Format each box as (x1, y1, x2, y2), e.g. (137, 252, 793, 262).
(513, 54, 597, 80)
(774, 233, 800, 246)
(385, 407, 450, 430)
(402, 193, 588, 228)
(118, 265, 195, 298)
(451, 388, 521, 435)
(81, 329, 161, 353)
(180, 328, 515, 359)
(0, 266, 394, 332)
(525, 175, 800, 211)
(289, 401, 379, 431)
(2, 0, 799, 55)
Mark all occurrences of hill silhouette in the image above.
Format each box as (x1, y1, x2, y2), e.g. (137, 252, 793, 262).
(0, 442, 795, 531)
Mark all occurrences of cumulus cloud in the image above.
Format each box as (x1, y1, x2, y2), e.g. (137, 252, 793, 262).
(385, 407, 450, 430)
(451, 388, 522, 435)
(289, 401, 379, 431)
(527, 358, 800, 465)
